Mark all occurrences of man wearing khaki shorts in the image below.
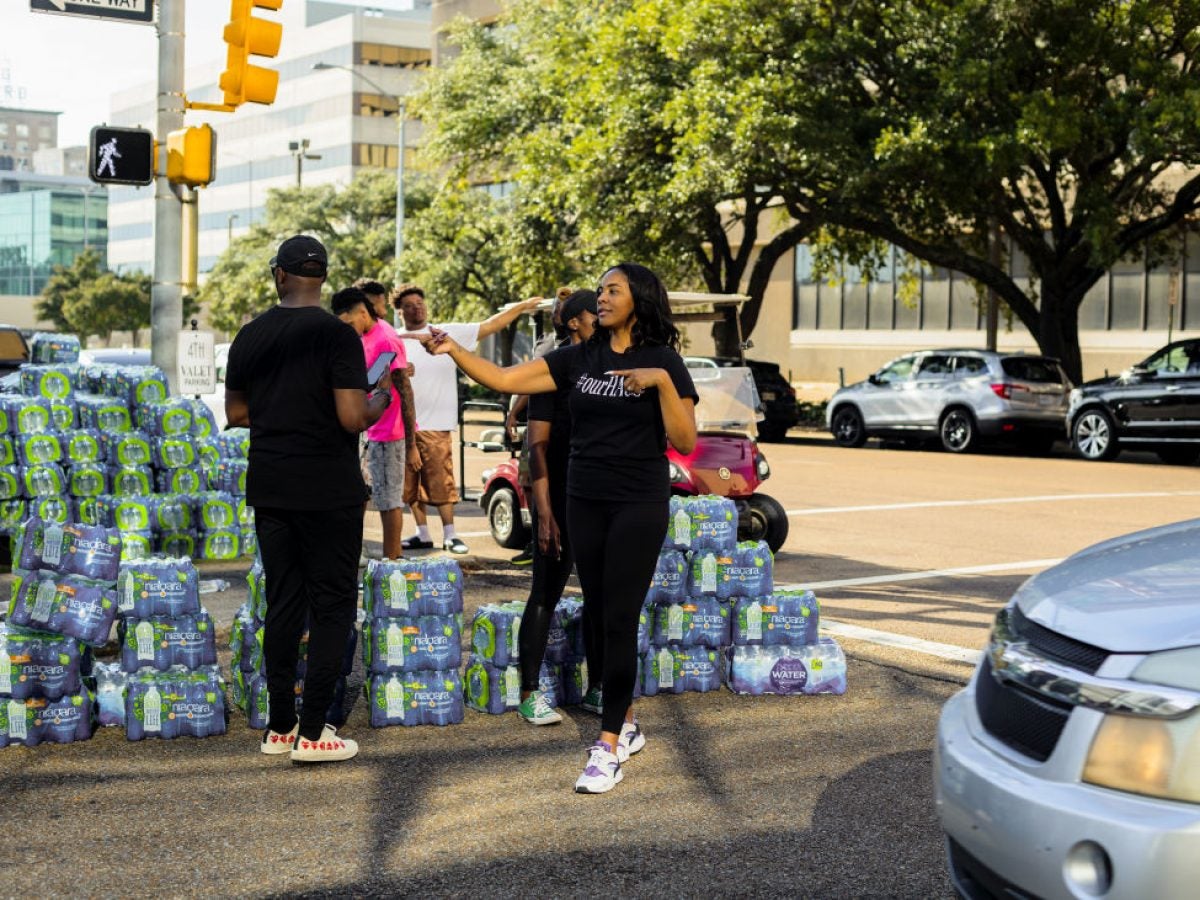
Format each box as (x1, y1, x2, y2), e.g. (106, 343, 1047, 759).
(395, 284, 540, 554)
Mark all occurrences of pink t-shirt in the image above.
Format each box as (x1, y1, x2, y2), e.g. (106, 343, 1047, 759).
(362, 319, 410, 442)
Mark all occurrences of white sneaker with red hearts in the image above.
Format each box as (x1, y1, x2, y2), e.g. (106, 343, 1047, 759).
(260, 723, 298, 755)
(289, 725, 359, 764)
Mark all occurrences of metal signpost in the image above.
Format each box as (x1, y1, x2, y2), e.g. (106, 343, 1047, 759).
(30, 0, 155, 25)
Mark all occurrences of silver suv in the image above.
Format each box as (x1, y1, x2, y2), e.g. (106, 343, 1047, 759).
(826, 349, 1070, 453)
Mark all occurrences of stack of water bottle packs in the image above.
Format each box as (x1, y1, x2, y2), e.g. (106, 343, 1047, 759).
(651, 495, 847, 697)
(0, 338, 253, 562)
(89, 554, 226, 741)
(362, 557, 466, 727)
(0, 516, 124, 747)
(229, 556, 357, 729)
(463, 597, 587, 715)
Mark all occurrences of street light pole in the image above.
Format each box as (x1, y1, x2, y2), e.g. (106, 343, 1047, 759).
(227, 213, 239, 245)
(312, 61, 407, 279)
(288, 138, 321, 187)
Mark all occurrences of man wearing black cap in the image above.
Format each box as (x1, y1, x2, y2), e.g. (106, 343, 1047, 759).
(224, 235, 392, 764)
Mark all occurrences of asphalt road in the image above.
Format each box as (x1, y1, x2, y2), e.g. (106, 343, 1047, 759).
(2, 432, 1197, 898)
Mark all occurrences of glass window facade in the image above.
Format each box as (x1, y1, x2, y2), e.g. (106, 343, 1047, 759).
(793, 237, 1196, 336)
(357, 43, 431, 68)
(0, 189, 107, 295)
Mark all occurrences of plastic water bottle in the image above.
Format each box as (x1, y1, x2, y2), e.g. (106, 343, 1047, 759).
(385, 677, 405, 719)
(135, 621, 156, 663)
(667, 604, 684, 642)
(32, 579, 57, 623)
(657, 647, 675, 689)
(674, 505, 691, 548)
(701, 554, 718, 594)
(746, 600, 763, 642)
(0, 643, 11, 695)
(197, 578, 230, 595)
(144, 684, 162, 733)
(385, 622, 404, 668)
(8, 700, 27, 741)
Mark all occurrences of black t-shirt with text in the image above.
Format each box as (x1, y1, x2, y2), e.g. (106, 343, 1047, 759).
(543, 340, 698, 502)
(224, 305, 369, 510)
(528, 338, 572, 483)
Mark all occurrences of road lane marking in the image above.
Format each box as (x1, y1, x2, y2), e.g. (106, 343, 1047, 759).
(821, 619, 983, 664)
(776, 558, 1062, 591)
(786, 490, 1200, 517)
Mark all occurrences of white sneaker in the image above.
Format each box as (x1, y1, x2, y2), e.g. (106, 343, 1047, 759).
(289, 725, 359, 764)
(616, 719, 645, 763)
(260, 723, 298, 755)
(518, 690, 563, 725)
(574, 741, 623, 794)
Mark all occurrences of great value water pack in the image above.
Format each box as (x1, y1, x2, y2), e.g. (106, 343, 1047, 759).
(95, 494, 154, 531)
(652, 597, 731, 649)
(16, 518, 122, 581)
(247, 560, 267, 622)
(68, 463, 107, 498)
(76, 394, 132, 432)
(199, 529, 240, 560)
(110, 365, 168, 406)
(7, 570, 117, 646)
(117, 557, 200, 618)
(24, 462, 65, 497)
(363, 615, 462, 673)
(153, 496, 194, 532)
(210, 459, 247, 494)
(462, 654, 566, 714)
(124, 666, 226, 741)
(20, 364, 75, 400)
(368, 670, 464, 727)
(65, 429, 103, 464)
(0, 465, 19, 500)
(154, 436, 198, 470)
(229, 607, 264, 674)
(107, 430, 154, 467)
(119, 530, 154, 560)
(111, 464, 154, 498)
(1, 692, 94, 748)
(49, 399, 77, 431)
(135, 398, 194, 437)
(470, 601, 525, 667)
(731, 592, 820, 646)
(0, 622, 83, 700)
(117, 610, 216, 672)
(0, 436, 12, 467)
(362, 557, 465, 618)
(29, 332, 81, 364)
(544, 597, 580, 665)
(218, 428, 250, 459)
(156, 466, 204, 494)
(195, 491, 237, 529)
(29, 496, 69, 524)
(17, 432, 62, 466)
(642, 646, 724, 695)
(0, 395, 53, 434)
(646, 549, 688, 604)
(726, 639, 848, 696)
(187, 400, 217, 439)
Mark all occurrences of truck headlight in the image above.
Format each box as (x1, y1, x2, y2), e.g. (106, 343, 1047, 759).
(1083, 646, 1200, 803)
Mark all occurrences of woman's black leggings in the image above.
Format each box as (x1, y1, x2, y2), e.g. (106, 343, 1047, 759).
(567, 496, 668, 736)
(517, 483, 575, 692)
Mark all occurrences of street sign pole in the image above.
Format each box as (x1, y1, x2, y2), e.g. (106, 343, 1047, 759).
(152, 0, 185, 395)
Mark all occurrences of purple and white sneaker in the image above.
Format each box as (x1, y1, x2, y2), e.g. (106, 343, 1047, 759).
(616, 719, 645, 763)
(574, 740, 623, 794)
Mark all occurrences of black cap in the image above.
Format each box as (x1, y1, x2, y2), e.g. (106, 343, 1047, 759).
(270, 235, 328, 277)
(559, 289, 597, 323)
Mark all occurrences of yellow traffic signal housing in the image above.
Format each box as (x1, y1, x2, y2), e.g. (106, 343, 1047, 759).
(167, 125, 217, 187)
(219, 0, 284, 108)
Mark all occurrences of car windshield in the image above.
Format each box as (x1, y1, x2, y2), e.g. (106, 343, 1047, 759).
(1001, 357, 1064, 383)
(875, 356, 915, 384)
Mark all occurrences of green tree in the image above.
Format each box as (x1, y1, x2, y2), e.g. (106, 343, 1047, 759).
(37, 249, 103, 334)
(64, 271, 151, 346)
(199, 169, 417, 333)
(766, 0, 1200, 382)
(415, 1, 816, 355)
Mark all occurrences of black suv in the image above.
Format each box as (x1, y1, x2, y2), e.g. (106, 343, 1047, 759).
(691, 356, 801, 441)
(1068, 338, 1200, 463)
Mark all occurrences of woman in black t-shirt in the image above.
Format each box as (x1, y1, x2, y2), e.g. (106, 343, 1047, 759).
(417, 263, 697, 795)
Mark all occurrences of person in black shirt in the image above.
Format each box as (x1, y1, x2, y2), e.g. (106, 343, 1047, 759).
(417, 263, 697, 794)
(514, 289, 598, 727)
(224, 235, 392, 765)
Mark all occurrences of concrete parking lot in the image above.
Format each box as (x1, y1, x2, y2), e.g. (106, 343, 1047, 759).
(2, 433, 1197, 898)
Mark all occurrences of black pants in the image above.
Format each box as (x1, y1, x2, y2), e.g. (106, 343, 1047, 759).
(518, 479, 575, 692)
(567, 496, 668, 735)
(255, 504, 362, 740)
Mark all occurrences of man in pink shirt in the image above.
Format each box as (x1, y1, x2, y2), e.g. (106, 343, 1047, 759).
(332, 286, 416, 558)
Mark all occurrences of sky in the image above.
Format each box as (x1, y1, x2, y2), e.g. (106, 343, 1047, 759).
(6, 4, 231, 147)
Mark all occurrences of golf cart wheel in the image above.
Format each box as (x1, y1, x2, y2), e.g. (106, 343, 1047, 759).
(830, 406, 867, 448)
(739, 493, 789, 554)
(487, 487, 528, 549)
(1072, 408, 1119, 461)
(939, 407, 977, 453)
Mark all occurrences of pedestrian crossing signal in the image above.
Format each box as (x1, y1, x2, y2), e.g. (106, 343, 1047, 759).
(88, 126, 154, 186)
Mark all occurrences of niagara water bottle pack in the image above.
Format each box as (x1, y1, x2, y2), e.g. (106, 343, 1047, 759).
(363, 557, 464, 727)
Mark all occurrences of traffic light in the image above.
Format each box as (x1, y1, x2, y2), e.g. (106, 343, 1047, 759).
(219, 0, 284, 108)
(88, 125, 154, 186)
(167, 125, 217, 188)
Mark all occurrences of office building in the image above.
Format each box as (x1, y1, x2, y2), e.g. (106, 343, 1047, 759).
(0, 106, 59, 173)
(106, 1, 431, 277)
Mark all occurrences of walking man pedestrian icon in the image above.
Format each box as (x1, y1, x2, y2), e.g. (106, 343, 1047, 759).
(97, 138, 121, 178)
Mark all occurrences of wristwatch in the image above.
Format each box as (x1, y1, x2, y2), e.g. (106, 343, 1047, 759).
(370, 388, 392, 407)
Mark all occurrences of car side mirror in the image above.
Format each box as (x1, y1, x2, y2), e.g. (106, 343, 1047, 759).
(867, 373, 881, 386)
(1129, 364, 1150, 377)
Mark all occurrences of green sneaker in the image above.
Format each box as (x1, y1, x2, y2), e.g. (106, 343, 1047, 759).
(517, 691, 563, 726)
(580, 686, 603, 715)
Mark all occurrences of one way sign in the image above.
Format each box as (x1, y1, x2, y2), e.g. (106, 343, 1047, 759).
(30, 0, 154, 25)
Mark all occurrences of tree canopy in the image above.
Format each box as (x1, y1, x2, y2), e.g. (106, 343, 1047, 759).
(36, 250, 161, 347)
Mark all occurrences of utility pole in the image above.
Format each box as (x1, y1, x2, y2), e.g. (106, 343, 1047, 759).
(152, 0, 185, 392)
(289, 139, 320, 186)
